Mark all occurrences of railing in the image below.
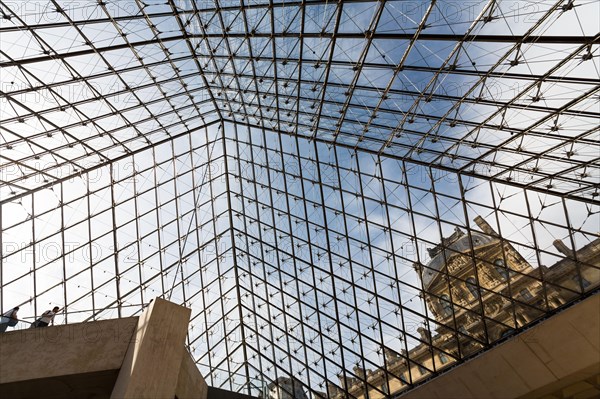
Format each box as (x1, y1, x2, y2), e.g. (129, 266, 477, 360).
(0, 302, 162, 336)
(0, 302, 153, 334)
(0, 317, 33, 332)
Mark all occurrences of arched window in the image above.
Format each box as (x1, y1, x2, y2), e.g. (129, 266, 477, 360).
(399, 373, 408, 385)
(573, 275, 591, 289)
(520, 288, 533, 301)
(439, 294, 453, 317)
(494, 258, 509, 280)
(381, 383, 389, 395)
(500, 328, 515, 338)
(439, 352, 449, 364)
(466, 277, 479, 299)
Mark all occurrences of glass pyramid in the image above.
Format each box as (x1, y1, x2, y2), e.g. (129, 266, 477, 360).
(1, 0, 598, 397)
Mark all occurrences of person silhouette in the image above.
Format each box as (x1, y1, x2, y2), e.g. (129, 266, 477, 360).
(32, 306, 61, 328)
(0, 306, 20, 332)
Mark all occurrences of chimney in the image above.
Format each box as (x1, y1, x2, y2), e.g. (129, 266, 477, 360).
(474, 215, 498, 237)
(553, 239, 574, 258)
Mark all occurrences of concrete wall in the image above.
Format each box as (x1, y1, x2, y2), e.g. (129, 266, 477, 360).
(0, 299, 209, 399)
(401, 294, 600, 399)
(110, 298, 198, 399)
(175, 343, 209, 399)
(0, 370, 120, 399)
(0, 317, 137, 384)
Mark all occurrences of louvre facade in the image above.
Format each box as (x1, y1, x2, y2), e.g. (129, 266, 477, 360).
(1, 0, 599, 397)
(331, 216, 600, 398)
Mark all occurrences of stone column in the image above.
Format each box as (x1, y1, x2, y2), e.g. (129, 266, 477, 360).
(111, 298, 192, 399)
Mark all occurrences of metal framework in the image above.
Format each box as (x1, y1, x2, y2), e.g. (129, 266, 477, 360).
(1, 0, 599, 397)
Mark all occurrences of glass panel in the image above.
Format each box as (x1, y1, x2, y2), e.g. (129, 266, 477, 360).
(1, 1, 598, 397)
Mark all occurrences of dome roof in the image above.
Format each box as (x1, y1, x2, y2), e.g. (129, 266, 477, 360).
(421, 231, 497, 289)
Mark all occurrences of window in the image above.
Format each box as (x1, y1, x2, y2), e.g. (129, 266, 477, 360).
(573, 275, 591, 289)
(381, 383, 389, 395)
(439, 352, 448, 364)
(520, 288, 533, 301)
(466, 277, 480, 299)
(494, 258, 509, 280)
(417, 365, 427, 375)
(399, 373, 408, 385)
(500, 328, 515, 338)
(440, 294, 453, 317)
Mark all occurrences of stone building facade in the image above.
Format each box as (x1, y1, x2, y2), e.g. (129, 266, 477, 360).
(328, 216, 600, 399)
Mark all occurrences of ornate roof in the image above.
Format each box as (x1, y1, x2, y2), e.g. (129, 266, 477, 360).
(422, 229, 497, 289)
